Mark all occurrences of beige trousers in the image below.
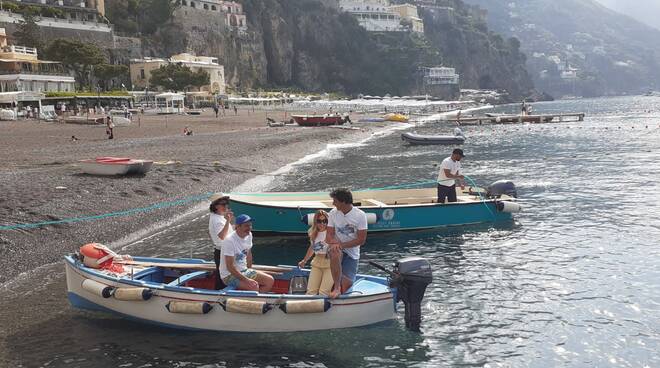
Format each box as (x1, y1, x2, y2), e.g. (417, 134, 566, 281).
(306, 255, 333, 296)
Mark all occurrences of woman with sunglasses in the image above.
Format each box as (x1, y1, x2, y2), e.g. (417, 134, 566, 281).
(298, 210, 333, 296)
(209, 195, 234, 289)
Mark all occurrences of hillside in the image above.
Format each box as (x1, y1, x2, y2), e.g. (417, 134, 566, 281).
(464, 0, 660, 97)
(106, 0, 535, 99)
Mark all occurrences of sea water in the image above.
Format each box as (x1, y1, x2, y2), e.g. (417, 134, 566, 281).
(2, 96, 660, 367)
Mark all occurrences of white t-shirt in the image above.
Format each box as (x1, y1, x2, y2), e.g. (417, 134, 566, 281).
(328, 207, 368, 260)
(219, 232, 253, 279)
(312, 230, 328, 255)
(437, 156, 462, 186)
(209, 213, 232, 250)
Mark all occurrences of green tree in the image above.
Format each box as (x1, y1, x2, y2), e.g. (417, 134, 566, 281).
(13, 12, 42, 50)
(149, 63, 210, 92)
(95, 64, 129, 90)
(44, 39, 107, 89)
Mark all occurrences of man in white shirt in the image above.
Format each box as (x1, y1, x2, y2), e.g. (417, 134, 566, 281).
(326, 188, 368, 298)
(437, 148, 466, 203)
(219, 214, 273, 292)
(209, 195, 233, 289)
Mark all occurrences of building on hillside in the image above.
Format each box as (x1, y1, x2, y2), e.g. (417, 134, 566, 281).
(418, 66, 460, 100)
(130, 53, 226, 95)
(0, 28, 75, 93)
(389, 4, 423, 33)
(177, 0, 247, 29)
(1, 0, 106, 22)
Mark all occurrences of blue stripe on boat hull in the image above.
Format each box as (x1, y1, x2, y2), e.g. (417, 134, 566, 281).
(229, 200, 511, 234)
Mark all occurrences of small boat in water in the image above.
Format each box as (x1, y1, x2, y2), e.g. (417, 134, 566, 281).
(78, 157, 153, 176)
(227, 183, 521, 235)
(65, 244, 433, 332)
(291, 114, 346, 126)
(384, 113, 409, 122)
(401, 132, 465, 145)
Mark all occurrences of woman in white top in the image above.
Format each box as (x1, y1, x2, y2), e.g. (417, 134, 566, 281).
(298, 210, 333, 296)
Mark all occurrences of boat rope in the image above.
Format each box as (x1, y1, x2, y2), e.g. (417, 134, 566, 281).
(0, 192, 214, 231)
(463, 175, 497, 220)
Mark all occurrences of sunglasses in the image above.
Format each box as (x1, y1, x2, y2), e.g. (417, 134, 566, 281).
(316, 219, 328, 224)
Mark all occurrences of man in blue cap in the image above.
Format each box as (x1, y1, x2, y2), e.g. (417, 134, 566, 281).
(219, 214, 274, 292)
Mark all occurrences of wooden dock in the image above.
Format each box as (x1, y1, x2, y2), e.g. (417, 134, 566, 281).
(447, 113, 585, 125)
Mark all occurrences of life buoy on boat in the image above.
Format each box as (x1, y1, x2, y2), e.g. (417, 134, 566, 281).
(79, 243, 130, 273)
(279, 299, 331, 314)
(302, 213, 378, 226)
(113, 287, 153, 301)
(81, 279, 114, 298)
(221, 298, 272, 314)
(166, 301, 213, 314)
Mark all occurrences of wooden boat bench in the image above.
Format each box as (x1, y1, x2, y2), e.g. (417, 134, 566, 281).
(167, 271, 210, 286)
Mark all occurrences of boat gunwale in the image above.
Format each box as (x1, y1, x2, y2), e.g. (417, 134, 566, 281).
(64, 256, 394, 302)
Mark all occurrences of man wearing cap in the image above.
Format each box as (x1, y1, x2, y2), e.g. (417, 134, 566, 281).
(437, 148, 466, 203)
(209, 195, 233, 289)
(219, 214, 274, 292)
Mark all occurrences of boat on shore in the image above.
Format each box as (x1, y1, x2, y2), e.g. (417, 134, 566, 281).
(401, 132, 465, 145)
(63, 116, 105, 125)
(65, 246, 432, 332)
(384, 113, 409, 122)
(78, 157, 153, 176)
(291, 114, 346, 126)
(226, 184, 521, 235)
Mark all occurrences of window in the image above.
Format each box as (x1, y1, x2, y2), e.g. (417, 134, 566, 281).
(203, 4, 208, 10)
(211, 5, 216, 10)
(190, 1, 196, 8)
(140, 69, 145, 79)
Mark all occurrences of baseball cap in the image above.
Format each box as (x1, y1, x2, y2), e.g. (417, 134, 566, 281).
(452, 148, 465, 157)
(235, 214, 253, 225)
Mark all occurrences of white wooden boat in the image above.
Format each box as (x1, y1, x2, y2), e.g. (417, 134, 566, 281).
(78, 157, 153, 176)
(401, 132, 465, 145)
(65, 250, 433, 332)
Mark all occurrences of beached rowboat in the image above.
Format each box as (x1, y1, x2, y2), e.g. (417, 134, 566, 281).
(401, 132, 465, 145)
(226, 186, 521, 235)
(65, 251, 432, 332)
(291, 114, 345, 126)
(78, 157, 153, 176)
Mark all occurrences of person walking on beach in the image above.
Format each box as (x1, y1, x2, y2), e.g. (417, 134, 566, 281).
(233, 105, 238, 115)
(209, 195, 234, 289)
(213, 104, 219, 118)
(219, 214, 274, 292)
(105, 115, 114, 139)
(437, 148, 466, 203)
(298, 210, 333, 296)
(325, 188, 368, 299)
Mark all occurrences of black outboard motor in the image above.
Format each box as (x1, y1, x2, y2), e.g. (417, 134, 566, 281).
(486, 180, 517, 198)
(378, 257, 433, 331)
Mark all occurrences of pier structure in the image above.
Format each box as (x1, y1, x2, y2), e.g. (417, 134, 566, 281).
(447, 113, 585, 125)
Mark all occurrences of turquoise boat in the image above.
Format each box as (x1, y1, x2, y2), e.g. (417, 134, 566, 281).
(226, 187, 521, 235)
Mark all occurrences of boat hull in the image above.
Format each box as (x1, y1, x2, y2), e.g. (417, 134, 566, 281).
(65, 256, 396, 332)
(292, 115, 344, 126)
(78, 159, 153, 176)
(228, 189, 512, 235)
(401, 132, 465, 145)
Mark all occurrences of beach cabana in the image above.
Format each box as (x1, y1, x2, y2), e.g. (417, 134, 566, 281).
(0, 91, 45, 120)
(155, 93, 184, 114)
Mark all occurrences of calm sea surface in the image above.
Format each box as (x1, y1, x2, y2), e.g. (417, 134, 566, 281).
(2, 96, 660, 367)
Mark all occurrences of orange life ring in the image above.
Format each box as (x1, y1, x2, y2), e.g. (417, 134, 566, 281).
(80, 243, 125, 273)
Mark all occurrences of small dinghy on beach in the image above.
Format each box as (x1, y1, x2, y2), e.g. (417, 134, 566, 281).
(78, 157, 153, 176)
(401, 132, 465, 145)
(65, 243, 433, 332)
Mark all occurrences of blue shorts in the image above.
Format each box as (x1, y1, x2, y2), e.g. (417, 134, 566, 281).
(222, 268, 258, 288)
(341, 252, 359, 283)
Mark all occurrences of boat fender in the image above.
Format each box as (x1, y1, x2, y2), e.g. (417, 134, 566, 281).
(496, 201, 522, 213)
(279, 299, 331, 314)
(221, 298, 272, 315)
(303, 213, 377, 226)
(81, 279, 114, 298)
(166, 301, 213, 314)
(113, 287, 153, 301)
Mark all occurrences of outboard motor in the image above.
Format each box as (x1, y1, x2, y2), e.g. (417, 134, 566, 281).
(371, 257, 432, 331)
(486, 180, 517, 198)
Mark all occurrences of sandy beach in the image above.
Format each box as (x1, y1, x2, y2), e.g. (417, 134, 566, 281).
(0, 107, 384, 285)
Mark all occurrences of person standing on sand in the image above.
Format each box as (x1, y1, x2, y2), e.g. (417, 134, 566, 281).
(213, 104, 219, 118)
(233, 105, 238, 115)
(106, 115, 114, 139)
(325, 188, 368, 299)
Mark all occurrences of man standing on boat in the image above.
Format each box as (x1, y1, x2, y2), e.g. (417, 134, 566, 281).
(220, 214, 274, 292)
(326, 188, 368, 298)
(209, 195, 233, 289)
(437, 148, 466, 203)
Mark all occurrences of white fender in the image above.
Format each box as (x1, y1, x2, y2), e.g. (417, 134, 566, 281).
(279, 299, 331, 314)
(113, 287, 153, 301)
(166, 301, 213, 314)
(496, 201, 522, 213)
(82, 279, 114, 298)
(222, 298, 271, 314)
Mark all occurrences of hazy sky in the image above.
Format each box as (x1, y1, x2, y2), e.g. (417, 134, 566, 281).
(594, 0, 660, 30)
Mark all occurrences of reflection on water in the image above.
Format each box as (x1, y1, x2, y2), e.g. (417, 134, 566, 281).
(2, 97, 660, 367)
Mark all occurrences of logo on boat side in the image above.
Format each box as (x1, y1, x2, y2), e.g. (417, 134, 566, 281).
(382, 209, 395, 221)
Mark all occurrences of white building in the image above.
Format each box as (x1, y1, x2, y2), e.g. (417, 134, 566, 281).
(340, 0, 424, 33)
(178, 0, 247, 29)
(130, 53, 225, 95)
(423, 66, 460, 85)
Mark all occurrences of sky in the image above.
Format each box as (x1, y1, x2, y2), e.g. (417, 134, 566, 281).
(594, 0, 660, 30)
